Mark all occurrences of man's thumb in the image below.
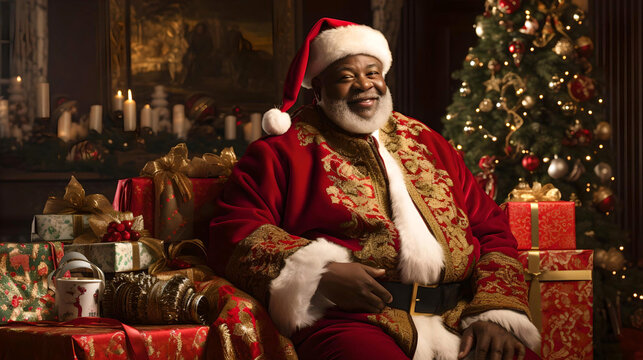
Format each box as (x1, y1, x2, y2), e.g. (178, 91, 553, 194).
(362, 265, 386, 277)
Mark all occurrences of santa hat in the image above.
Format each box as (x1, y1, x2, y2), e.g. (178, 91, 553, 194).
(262, 18, 392, 136)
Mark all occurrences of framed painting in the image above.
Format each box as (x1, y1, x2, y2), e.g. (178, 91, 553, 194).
(107, 0, 296, 113)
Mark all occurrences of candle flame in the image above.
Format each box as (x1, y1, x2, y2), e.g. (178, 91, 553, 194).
(127, 89, 133, 100)
(16, 76, 22, 82)
(144, 104, 150, 109)
(117, 90, 123, 96)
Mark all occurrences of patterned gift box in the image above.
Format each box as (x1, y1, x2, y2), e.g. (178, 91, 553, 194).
(30, 214, 91, 242)
(65, 241, 159, 273)
(502, 201, 576, 250)
(518, 249, 593, 360)
(0, 322, 208, 359)
(113, 177, 224, 243)
(0, 242, 64, 323)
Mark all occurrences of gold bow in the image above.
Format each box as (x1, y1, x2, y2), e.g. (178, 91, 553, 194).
(140, 143, 193, 201)
(43, 176, 119, 218)
(187, 147, 238, 178)
(506, 182, 562, 202)
(146, 238, 208, 275)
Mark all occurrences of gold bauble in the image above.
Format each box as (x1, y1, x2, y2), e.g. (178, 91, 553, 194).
(479, 98, 494, 112)
(594, 162, 613, 183)
(595, 121, 612, 141)
(553, 38, 575, 57)
(521, 95, 536, 109)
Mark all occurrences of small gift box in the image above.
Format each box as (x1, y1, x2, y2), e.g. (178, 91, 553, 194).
(0, 241, 64, 323)
(31, 214, 91, 242)
(65, 240, 160, 273)
(518, 249, 593, 360)
(502, 182, 576, 250)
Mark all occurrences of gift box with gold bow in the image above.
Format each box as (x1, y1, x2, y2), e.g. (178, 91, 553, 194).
(65, 241, 159, 273)
(113, 144, 235, 243)
(501, 182, 576, 250)
(518, 249, 593, 360)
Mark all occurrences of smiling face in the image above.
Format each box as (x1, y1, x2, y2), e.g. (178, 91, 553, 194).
(313, 54, 392, 134)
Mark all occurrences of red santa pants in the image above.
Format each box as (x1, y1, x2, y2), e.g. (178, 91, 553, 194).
(291, 312, 541, 360)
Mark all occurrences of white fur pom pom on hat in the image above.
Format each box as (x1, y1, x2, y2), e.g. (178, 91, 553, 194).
(262, 108, 292, 135)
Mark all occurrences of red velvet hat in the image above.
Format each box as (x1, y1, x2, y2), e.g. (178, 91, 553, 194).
(262, 18, 392, 135)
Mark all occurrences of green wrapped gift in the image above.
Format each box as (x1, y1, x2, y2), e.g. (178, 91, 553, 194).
(0, 241, 65, 323)
(65, 241, 159, 273)
(31, 214, 91, 242)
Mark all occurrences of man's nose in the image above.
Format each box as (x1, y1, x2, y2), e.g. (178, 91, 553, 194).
(353, 75, 374, 91)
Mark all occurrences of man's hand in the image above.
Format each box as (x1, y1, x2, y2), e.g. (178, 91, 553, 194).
(458, 320, 526, 360)
(317, 262, 393, 313)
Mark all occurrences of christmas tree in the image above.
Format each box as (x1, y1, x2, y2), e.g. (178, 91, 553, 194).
(441, 0, 643, 355)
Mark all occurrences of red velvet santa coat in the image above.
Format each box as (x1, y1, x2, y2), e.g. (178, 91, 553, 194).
(209, 105, 539, 359)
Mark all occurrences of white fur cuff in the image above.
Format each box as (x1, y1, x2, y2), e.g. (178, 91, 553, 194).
(461, 309, 541, 352)
(268, 238, 351, 336)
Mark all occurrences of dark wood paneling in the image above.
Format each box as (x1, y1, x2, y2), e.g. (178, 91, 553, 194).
(592, 0, 643, 261)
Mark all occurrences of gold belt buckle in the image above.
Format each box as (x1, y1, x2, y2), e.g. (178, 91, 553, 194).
(409, 282, 437, 317)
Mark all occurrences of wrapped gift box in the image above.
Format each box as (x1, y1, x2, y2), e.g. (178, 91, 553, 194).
(0, 242, 64, 323)
(113, 177, 224, 243)
(31, 214, 91, 242)
(0, 322, 208, 359)
(502, 201, 576, 249)
(518, 249, 593, 360)
(65, 241, 159, 273)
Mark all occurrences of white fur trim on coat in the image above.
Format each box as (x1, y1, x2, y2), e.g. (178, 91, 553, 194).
(461, 310, 541, 352)
(413, 316, 461, 360)
(268, 238, 351, 336)
(374, 130, 445, 284)
(262, 108, 292, 135)
(303, 25, 392, 89)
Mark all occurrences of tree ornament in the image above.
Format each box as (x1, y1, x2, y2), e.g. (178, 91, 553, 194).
(533, 15, 555, 47)
(521, 154, 540, 171)
(576, 36, 594, 58)
(521, 95, 535, 109)
(561, 101, 577, 116)
(594, 162, 613, 183)
(548, 76, 562, 91)
(593, 186, 615, 212)
(498, 0, 521, 14)
(553, 38, 575, 57)
(508, 39, 526, 55)
(498, 19, 515, 32)
(547, 157, 569, 179)
(566, 159, 586, 181)
(475, 155, 498, 199)
(66, 140, 104, 162)
(572, 8, 586, 22)
(594, 247, 626, 272)
(459, 82, 471, 97)
(488, 59, 501, 73)
(475, 20, 486, 37)
(519, 17, 539, 35)
(568, 75, 596, 102)
(479, 98, 494, 112)
(573, 128, 592, 145)
(595, 121, 612, 141)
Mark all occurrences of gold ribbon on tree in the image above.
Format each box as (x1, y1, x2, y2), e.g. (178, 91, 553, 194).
(187, 147, 238, 178)
(497, 72, 527, 156)
(140, 143, 195, 242)
(534, 0, 572, 47)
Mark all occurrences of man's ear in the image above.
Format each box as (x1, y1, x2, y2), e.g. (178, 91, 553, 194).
(311, 77, 322, 102)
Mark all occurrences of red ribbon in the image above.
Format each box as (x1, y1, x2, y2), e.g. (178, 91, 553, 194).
(3, 317, 148, 360)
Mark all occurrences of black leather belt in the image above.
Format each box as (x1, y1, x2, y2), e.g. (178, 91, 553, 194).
(380, 281, 470, 316)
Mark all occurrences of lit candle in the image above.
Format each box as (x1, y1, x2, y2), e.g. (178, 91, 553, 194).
(36, 82, 50, 118)
(123, 89, 136, 131)
(89, 105, 103, 133)
(113, 90, 125, 111)
(58, 110, 72, 142)
(224, 115, 237, 140)
(173, 104, 186, 139)
(11, 76, 22, 88)
(250, 112, 262, 142)
(140, 104, 152, 130)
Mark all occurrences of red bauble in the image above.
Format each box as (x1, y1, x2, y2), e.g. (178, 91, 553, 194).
(131, 231, 141, 241)
(596, 194, 615, 212)
(522, 154, 540, 171)
(568, 75, 596, 102)
(508, 39, 526, 54)
(478, 155, 497, 171)
(576, 36, 594, 58)
(498, 0, 521, 14)
(574, 128, 593, 145)
(122, 220, 133, 229)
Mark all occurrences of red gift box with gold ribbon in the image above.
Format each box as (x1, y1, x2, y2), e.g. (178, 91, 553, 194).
(518, 249, 593, 360)
(503, 201, 576, 250)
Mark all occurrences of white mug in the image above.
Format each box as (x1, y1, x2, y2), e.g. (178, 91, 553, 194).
(49, 253, 105, 321)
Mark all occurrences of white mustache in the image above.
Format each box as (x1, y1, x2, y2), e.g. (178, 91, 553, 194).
(348, 90, 381, 102)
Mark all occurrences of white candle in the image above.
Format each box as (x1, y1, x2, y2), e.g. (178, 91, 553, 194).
(151, 107, 160, 133)
(58, 110, 72, 142)
(11, 76, 22, 89)
(0, 100, 9, 138)
(36, 82, 50, 118)
(123, 89, 136, 131)
(140, 104, 152, 130)
(173, 104, 186, 139)
(250, 112, 262, 142)
(89, 105, 102, 133)
(113, 90, 125, 111)
(224, 115, 237, 140)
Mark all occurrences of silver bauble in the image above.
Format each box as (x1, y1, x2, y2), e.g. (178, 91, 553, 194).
(595, 121, 612, 141)
(521, 95, 536, 109)
(479, 98, 494, 112)
(594, 162, 613, 183)
(548, 158, 569, 179)
(553, 38, 575, 57)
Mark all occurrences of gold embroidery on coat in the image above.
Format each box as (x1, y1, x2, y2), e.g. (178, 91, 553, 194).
(367, 307, 416, 356)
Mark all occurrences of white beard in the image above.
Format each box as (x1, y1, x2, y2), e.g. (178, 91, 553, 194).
(318, 87, 393, 134)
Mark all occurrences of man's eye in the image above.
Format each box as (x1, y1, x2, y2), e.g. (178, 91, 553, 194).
(368, 71, 380, 76)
